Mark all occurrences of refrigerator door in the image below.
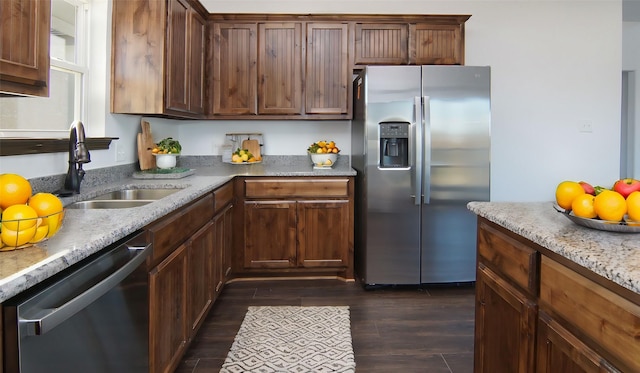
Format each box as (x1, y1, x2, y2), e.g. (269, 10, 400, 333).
(362, 66, 422, 285)
(420, 65, 491, 283)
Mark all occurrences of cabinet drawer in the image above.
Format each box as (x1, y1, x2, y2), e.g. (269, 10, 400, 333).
(540, 256, 640, 372)
(477, 220, 538, 295)
(148, 193, 214, 264)
(244, 178, 349, 198)
(214, 182, 233, 212)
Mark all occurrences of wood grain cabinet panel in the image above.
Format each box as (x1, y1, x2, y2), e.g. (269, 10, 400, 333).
(187, 221, 215, 335)
(297, 200, 349, 268)
(305, 23, 349, 115)
(411, 23, 464, 65)
(258, 22, 302, 115)
(244, 201, 297, 269)
(111, 0, 206, 118)
(536, 311, 618, 373)
(0, 0, 50, 96)
(540, 256, 640, 372)
(354, 23, 408, 65)
(149, 243, 188, 373)
(211, 23, 257, 114)
(475, 263, 537, 373)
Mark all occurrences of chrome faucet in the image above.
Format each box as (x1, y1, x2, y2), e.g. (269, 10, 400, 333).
(64, 121, 91, 194)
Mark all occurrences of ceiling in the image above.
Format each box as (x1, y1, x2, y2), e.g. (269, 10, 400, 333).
(199, 0, 640, 22)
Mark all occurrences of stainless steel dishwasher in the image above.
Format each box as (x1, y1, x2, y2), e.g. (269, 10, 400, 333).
(3, 231, 152, 373)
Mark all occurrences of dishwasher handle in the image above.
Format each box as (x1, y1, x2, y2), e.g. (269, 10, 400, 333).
(21, 243, 151, 336)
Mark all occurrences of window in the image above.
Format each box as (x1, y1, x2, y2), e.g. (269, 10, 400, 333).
(0, 0, 89, 136)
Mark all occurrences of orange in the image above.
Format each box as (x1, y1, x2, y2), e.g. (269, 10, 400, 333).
(555, 181, 585, 210)
(28, 193, 64, 236)
(571, 194, 597, 219)
(1, 225, 37, 247)
(627, 191, 640, 222)
(28, 225, 49, 244)
(0, 173, 32, 210)
(1, 204, 39, 231)
(593, 190, 627, 222)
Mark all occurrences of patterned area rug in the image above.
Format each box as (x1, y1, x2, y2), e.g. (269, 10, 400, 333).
(220, 306, 356, 372)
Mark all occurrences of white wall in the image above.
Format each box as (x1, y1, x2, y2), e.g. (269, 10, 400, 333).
(0, 0, 628, 203)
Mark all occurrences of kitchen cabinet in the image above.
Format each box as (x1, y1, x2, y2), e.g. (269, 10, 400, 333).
(0, 0, 50, 97)
(353, 15, 469, 67)
(209, 17, 352, 119)
(111, 0, 206, 118)
(211, 23, 258, 115)
(236, 177, 354, 279)
(213, 181, 234, 296)
(305, 23, 350, 115)
(475, 218, 640, 373)
(258, 22, 303, 115)
(146, 193, 214, 373)
(149, 242, 188, 373)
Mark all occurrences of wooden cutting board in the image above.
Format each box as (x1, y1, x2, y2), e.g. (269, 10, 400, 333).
(137, 120, 156, 170)
(242, 139, 261, 160)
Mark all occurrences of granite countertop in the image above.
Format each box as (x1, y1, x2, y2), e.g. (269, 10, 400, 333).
(467, 201, 640, 295)
(0, 156, 356, 303)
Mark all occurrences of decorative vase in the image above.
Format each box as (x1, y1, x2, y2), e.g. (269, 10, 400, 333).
(155, 154, 178, 169)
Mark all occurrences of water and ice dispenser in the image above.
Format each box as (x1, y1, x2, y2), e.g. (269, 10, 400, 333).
(379, 122, 409, 168)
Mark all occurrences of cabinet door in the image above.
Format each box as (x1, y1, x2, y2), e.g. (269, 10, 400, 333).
(188, 7, 206, 114)
(354, 23, 408, 65)
(297, 200, 349, 268)
(221, 203, 234, 282)
(165, 0, 189, 112)
(244, 201, 297, 268)
(0, 0, 50, 97)
(305, 23, 349, 115)
(411, 23, 463, 65)
(536, 311, 618, 373)
(188, 222, 214, 336)
(149, 243, 188, 373)
(475, 263, 537, 373)
(258, 22, 302, 114)
(212, 23, 257, 114)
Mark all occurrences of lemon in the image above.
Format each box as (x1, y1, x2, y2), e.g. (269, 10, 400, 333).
(571, 194, 597, 219)
(593, 190, 627, 222)
(1, 204, 39, 231)
(555, 181, 585, 210)
(1, 225, 37, 247)
(29, 225, 49, 244)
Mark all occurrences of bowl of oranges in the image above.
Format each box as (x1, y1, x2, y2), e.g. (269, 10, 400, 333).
(554, 179, 640, 233)
(307, 140, 340, 167)
(0, 174, 65, 250)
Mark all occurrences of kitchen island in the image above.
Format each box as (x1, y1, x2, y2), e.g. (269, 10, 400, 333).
(0, 156, 355, 303)
(468, 201, 640, 372)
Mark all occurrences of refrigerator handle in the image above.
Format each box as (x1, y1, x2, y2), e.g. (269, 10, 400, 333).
(414, 96, 423, 206)
(423, 96, 431, 205)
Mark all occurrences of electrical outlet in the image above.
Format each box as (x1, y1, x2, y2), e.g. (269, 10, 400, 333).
(578, 120, 593, 133)
(115, 143, 125, 162)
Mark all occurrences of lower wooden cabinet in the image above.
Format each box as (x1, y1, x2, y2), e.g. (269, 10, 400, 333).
(474, 263, 537, 373)
(475, 218, 639, 373)
(236, 177, 354, 279)
(147, 182, 234, 373)
(149, 243, 189, 373)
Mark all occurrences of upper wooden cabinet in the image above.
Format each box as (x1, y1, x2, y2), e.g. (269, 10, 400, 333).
(111, 0, 206, 118)
(306, 23, 349, 115)
(258, 22, 303, 115)
(354, 15, 469, 67)
(0, 0, 51, 97)
(210, 18, 351, 119)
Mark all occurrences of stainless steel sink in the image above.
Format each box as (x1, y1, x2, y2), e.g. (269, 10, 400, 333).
(66, 188, 182, 209)
(90, 188, 180, 201)
(66, 200, 154, 209)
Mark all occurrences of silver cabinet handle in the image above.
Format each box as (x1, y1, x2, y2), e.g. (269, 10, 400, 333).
(414, 96, 423, 206)
(21, 243, 152, 336)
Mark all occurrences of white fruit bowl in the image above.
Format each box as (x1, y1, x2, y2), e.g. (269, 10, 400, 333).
(309, 152, 338, 167)
(154, 153, 178, 169)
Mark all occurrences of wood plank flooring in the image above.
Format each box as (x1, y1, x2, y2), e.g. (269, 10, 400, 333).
(176, 279, 475, 373)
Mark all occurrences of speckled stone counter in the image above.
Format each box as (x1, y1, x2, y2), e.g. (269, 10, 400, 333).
(467, 201, 640, 295)
(0, 156, 356, 303)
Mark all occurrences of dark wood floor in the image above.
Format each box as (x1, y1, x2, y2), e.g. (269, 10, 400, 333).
(176, 279, 476, 373)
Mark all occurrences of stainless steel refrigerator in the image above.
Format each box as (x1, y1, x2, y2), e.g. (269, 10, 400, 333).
(351, 65, 491, 286)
